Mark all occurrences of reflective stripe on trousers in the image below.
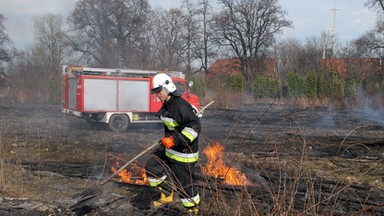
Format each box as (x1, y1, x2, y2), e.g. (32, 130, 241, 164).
(181, 194, 200, 207)
(147, 175, 167, 187)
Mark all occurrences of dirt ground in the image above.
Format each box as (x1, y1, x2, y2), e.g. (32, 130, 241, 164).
(0, 97, 383, 215)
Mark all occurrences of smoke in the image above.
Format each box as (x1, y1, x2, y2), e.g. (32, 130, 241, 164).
(359, 106, 384, 127)
(355, 88, 384, 127)
(309, 107, 337, 129)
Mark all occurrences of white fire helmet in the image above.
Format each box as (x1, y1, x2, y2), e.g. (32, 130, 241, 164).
(151, 73, 177, 94)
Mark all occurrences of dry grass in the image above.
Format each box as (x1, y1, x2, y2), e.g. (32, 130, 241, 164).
(202, 91, 255, 110)
(0, 120, 101, 201)
(0, 125, 43, 199)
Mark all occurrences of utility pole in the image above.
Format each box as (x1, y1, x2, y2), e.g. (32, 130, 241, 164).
(331, 1, 338, 56)
(323, 27, 329, 59)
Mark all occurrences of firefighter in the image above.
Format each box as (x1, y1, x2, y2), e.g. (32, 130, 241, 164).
(145, 73, 200, 215)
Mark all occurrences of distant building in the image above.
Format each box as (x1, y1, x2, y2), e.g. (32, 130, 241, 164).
(208, 58, 277, 80)
(321, 58, 381, 78)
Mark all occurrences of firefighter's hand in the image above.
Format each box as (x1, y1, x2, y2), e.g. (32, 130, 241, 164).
(161, 136, 175, 149)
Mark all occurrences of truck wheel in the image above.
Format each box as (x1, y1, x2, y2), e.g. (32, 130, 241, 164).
(108, 114, 129, 132)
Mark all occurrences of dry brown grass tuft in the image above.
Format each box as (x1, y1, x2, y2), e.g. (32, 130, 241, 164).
(202, 91, 255, 110)
(0, 121, 100, 200)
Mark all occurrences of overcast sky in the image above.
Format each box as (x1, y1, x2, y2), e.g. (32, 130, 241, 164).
(0, 0, 377, 49)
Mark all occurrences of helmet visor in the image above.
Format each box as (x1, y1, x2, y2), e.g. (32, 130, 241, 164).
(151, 86, 162, 94)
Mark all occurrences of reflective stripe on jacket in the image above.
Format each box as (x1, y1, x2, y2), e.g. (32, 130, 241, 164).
(157, 96, 201, 164)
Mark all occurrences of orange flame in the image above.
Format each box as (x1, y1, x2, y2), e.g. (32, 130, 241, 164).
(202, 142, 249, 186)
(112, 142, 249, 186)
(111, 162, 147, 185)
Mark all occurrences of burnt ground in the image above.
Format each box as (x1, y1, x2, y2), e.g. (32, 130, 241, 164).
(0, 97, 383, 215)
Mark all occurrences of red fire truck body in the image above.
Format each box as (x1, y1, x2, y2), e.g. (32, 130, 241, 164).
(62, 65, 200, 132)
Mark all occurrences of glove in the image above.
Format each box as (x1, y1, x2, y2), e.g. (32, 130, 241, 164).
(161, 136, 175, 149)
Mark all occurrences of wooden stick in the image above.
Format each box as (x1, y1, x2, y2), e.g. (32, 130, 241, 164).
(200, 101, 214, 113)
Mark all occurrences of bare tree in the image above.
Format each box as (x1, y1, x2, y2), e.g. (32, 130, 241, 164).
(212, 0, 292, 92)
(0, 14, 14, 65)
(344, 32, 381, 58)
(33, 14, 69, 67)
(274, 38, 301, 78)
(363, 0, 384, 70)
(151, 0, 216, 74)
(366, 0, 384, 12)
(0, 13, 17, 95)
(68, 0, 150, 67)
(365, 0, 384, 32)
(6, 14, 70, 103)
(180, 0, 200, 73)
(149, 8, 188, 70)
(192, 0, 216, 74)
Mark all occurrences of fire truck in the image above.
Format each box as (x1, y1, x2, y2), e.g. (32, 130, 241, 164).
(62, 65, 200, 132)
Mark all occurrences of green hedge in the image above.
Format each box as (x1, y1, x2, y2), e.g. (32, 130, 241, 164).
(286, 72, 305, 97)
(305, 71, 317, 98)
(224, 73, 245, 92)
(346, 78, 358, 97)
(253, 76, 279, 98)
(206, 69, 382, 101)
(327, 71, 345, 99)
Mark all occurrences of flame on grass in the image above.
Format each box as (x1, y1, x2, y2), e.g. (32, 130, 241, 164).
(112, 142, 249, 186)
(111, 162, 147, 185)
(202, 142, 249, 186)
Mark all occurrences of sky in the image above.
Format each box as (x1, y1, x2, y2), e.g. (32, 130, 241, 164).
(0, 0, 377, 49)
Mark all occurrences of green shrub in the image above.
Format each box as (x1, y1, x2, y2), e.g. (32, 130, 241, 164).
(346, 78, 358, 97)
(253, 76, 279, 98)
(317, 71, 325, 97)
(225, 73, 244, 93)
(327, 71, 345, 99)
(305, 71, 317, 98)
(268, 77, 280, 98)
(286, 72, 305, 97)
(254, 76, 267, 98)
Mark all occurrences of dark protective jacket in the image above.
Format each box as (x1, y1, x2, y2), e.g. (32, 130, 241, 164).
(156, 95, 201, 163)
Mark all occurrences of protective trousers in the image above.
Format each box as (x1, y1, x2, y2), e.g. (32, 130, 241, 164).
(145, 148, 200, 208)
